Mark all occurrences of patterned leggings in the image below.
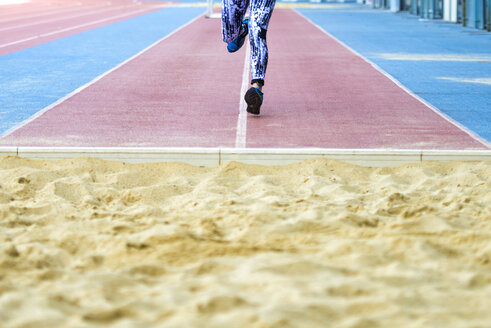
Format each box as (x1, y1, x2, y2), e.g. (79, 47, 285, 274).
(221, 0, 276, 86)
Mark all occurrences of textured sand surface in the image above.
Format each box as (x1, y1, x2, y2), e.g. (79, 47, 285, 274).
(0, 156, 490, 328)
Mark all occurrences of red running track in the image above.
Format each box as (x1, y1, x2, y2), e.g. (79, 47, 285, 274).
(0, 8, 487, 150)
(246, 9, 486, 149)
(0, 15, 244, 147)
(0, 0, 171, 55)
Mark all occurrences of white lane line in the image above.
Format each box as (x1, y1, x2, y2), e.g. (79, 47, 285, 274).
(0, 3, 102, 23)
(437, 77, 491, 86)
(235, 43, 250, 148)
(378, 53, 491, 62)
(0, 12, 205, 140)
(0, 3, 135, 32)
(0, 6, 157, 49)
(293, 9, 490, 149)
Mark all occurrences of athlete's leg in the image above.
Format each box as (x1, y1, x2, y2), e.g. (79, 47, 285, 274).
(249, 0, 275, 87)
(222, 0, 249, 43)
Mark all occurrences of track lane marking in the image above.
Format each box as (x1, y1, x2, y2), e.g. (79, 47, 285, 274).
(0, 3, 135, 32)
(437, 77, 491, 86)
(293, 9, 490, 149)
(0, 3, 100, 23)
(235, 43, 250, 148)
(0, 11, 205, 139)
(0, 6, 164, 49)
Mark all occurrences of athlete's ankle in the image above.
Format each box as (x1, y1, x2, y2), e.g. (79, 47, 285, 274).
(252, 82, 262, 91)
(251, 79, 264, 91)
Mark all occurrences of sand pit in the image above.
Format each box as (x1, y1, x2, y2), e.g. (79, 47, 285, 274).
(0, 156, 489, 327)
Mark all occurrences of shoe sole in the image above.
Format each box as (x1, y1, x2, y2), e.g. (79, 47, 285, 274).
(244, 88, 262, 115)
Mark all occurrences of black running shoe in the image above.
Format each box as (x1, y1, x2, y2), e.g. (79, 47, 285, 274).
(244, 87, 263, 115)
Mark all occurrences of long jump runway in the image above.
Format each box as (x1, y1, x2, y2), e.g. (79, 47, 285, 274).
(0, 2, 489, 160)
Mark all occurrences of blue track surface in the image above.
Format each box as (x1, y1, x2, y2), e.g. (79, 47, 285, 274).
(0, 6, 204, 136)
(298, 5, 491, 142)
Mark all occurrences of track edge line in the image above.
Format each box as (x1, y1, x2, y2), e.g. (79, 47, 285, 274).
(292, 9, 490, 149)
(235, 43, 250, 148)
(0, 8, 206, 140)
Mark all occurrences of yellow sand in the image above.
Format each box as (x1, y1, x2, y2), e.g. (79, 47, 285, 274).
(0, 156, 490, 328)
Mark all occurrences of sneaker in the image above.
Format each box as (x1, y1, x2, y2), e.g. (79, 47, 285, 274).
(244, 87, 263, 115)
(227, 18, 249, 53)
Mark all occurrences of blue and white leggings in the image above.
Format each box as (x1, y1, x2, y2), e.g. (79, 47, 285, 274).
(221, 0, 276, 86)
